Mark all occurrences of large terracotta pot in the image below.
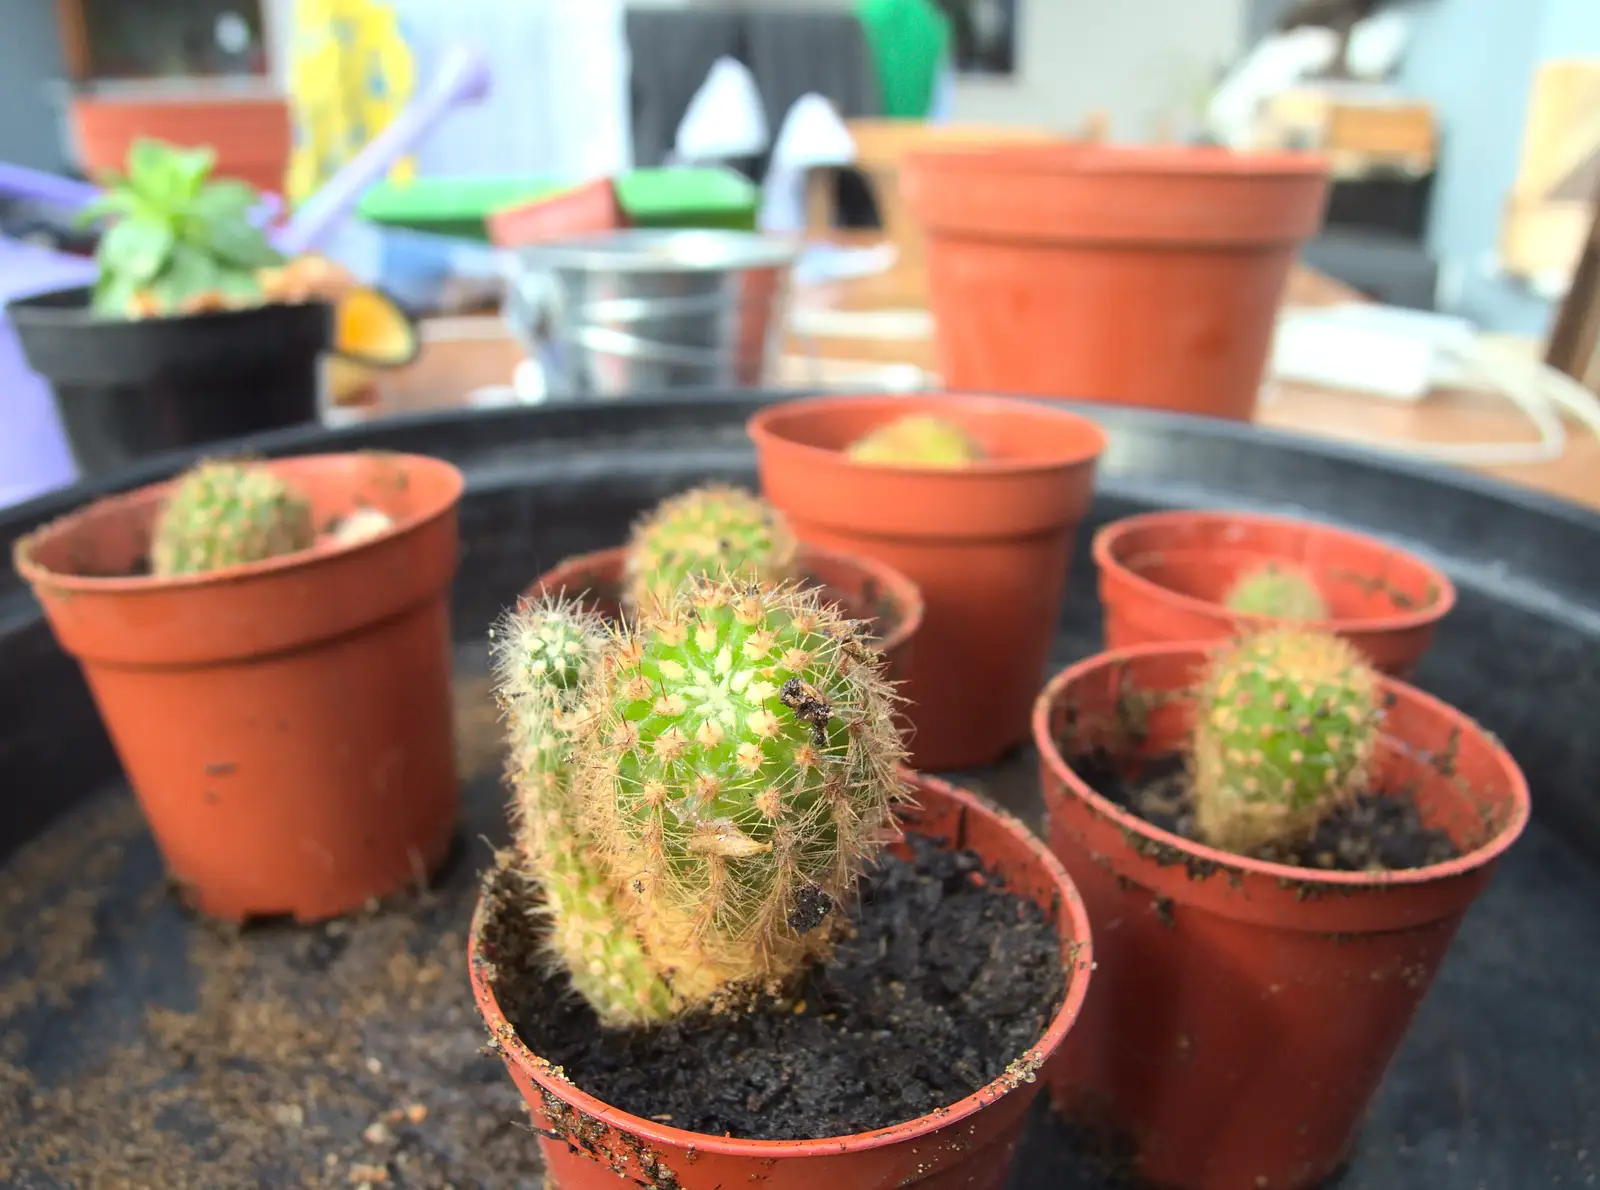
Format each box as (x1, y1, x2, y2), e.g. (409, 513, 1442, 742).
(901, 142, 1331, 421)
(1032, 643, 1530, 1190)
(69, 93, 291, 196)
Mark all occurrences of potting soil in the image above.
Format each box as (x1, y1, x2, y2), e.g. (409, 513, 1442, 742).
(485, 832, 1067, 1141)
(1068, 749, 1460, 871)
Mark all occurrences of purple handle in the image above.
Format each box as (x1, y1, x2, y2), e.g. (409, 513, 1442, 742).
(276, 43, 494, 256)
(0, 162, 101, 210)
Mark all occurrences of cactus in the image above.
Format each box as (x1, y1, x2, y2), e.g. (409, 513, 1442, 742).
(622, 484, 798, 612)
(1190, 628, 1382, 855)
(150, 460, 316, 577)
(495, 576, 907, 1028)
(845, 413, 984, 468)
(491, 596, 679, 1025)
(1222, 562, 1329, 622)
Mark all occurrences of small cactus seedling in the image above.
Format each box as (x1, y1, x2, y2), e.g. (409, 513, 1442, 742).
(622, 484, 798, 611)
(150, 460, 315, 577)
(494, 575, 908, 1028)
(1222, 562, 1329, 622)
(1190, 628, 1382, 856)
(492, 596, 678, 1025)
(845, 413, 984, 468)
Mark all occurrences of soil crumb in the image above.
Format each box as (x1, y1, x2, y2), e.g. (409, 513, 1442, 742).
(1068, 749, 1461, 871)
(487, 833, 1067, 1142)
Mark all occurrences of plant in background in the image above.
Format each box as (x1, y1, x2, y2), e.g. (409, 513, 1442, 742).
(80, 138, 287, 319)
(846, 413, 984, 467)
(150, 459, 316, 577)
(492, 575, 906, 1028)
(1189, 627, 1381, 855)
(1222, 561, 1329, 621)
(623, 484, 799, 612)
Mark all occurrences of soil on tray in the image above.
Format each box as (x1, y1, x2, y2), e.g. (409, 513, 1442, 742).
(1068, 749, 1461, 871)
(484, 832, 1067, 1142)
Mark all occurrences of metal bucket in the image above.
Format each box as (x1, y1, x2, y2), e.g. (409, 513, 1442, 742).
(502, 228, 799, 399)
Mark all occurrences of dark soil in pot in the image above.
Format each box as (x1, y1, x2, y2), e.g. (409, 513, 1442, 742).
(481, 833, 1066, 1141)
(1066, 748, 1461, 872)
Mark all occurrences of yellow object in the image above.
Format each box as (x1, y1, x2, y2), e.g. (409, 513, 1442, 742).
(846, 414, 984, 468)
(286, 0, 417, 207)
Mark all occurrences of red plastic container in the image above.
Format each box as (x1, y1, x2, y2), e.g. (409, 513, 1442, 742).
(1032, 643, 1529, 1190)
(901, 142, 1331, 421)
(469, 773, 1095, 1190)
(1093, 509, 1456, 679)
(748, 392, 1105, 771)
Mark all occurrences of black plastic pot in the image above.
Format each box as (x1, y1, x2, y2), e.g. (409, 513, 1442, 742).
(6, 286, 333, 478)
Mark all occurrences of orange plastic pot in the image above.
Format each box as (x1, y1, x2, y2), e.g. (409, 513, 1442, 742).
(527, 542, 924, 685)
(1032, 643, 1530, 1190)
(748, 393, 1105, 771)
(69, 93, 292, 197)
(12, 452, 464, 922)
(1094, 509, 1457, 679)
(468, 772, 1095, 1190)
(901, 143, 1331, 421)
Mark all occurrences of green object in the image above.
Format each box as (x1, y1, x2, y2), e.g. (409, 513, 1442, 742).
(150, 460, 315, 578)
(1223, 562, 1330, 621)
(856, 0, 953, 119)
(357, 167, 760, 241)
(494, 577, 906, 1028)
(622, 483, 799, 611)
(80, 138, 283, 319)
(1190, 629, 1381, 856)
(846, 414, 984, 468)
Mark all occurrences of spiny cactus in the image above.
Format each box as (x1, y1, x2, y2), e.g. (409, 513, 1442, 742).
(622, 484, 798, 612)
(1190, 628, 1382, 855)
(491, 596, 679, 1025)
(495, 576, 907, 1028)
(845, 413, 984, 468)
(1222, 562, 1329, 622)
(150, 460, 315, 577)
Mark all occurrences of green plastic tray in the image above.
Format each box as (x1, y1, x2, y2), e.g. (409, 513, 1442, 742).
(356, 168, 760, 241)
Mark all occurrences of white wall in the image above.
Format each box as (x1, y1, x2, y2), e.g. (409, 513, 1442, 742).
(951, 0, 1246, 139)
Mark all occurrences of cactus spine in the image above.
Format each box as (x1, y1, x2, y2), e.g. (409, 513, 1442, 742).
(495, 576, 907, 1028)
(150, 459, 315, 577)
(846, 413, 983, 468)
(1222, 562, 1329, 622)
(1190, 628, 1381, 855)
(622, 484, 799, 612)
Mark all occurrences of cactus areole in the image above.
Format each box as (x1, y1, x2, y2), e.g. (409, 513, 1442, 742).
(494, 576, 906, 1028)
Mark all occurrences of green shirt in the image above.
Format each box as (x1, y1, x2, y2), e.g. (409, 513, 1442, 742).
(855, 0, 953, 119)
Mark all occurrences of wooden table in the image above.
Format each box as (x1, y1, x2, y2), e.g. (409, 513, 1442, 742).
(354, 243, 1600, 513)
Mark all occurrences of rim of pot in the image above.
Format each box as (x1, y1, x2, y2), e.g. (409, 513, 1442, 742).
(468, 772, 1095, 1158)
(1032, 641, 1531, 890)
(13, 451, 464, 594)
(747, 391, 1108, 479)
(524, 542, 927, 660)
(1092, 508, 1459, 636)
(5, 286, 337, 325)
(904, 141, 1332, 179)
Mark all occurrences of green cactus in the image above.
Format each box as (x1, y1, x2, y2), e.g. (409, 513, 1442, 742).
(845, 413, 984, 468)
(496, 576, 907, 1028)
(150, 459, 315, 578)
(622, 484, 798, 612)
(1190, 628, 1382, 855)
(491, 595, 679, 1026)
(1222, 562, 1329, 622)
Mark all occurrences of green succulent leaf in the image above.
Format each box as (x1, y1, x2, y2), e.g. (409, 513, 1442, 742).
(97, 215, 175, 286)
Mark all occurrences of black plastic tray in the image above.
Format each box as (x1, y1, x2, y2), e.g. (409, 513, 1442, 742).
(2, 392, 1597, 1188)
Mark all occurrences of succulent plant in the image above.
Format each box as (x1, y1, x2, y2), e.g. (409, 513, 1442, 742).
(1190, 628, 1382, 855)
(622, 484, 799, 612)
(494, 576, 907, 1028)
(1222, 562, 1329, 622)
(150, 460, 316, 578)
(845, 413, 984, 468)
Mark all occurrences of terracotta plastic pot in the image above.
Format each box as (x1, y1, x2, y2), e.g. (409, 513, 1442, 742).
(69, 94, 292, 197)
(1032, 643, 1530, 1190)
(468, 772, 1095, 1190)
(12, 452, 464, 922)
(901, 143, 1331, 421)
(526, 541, 924, 687)
(1094, 509, 1457, 679)
(748, 393, 1105, 771)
